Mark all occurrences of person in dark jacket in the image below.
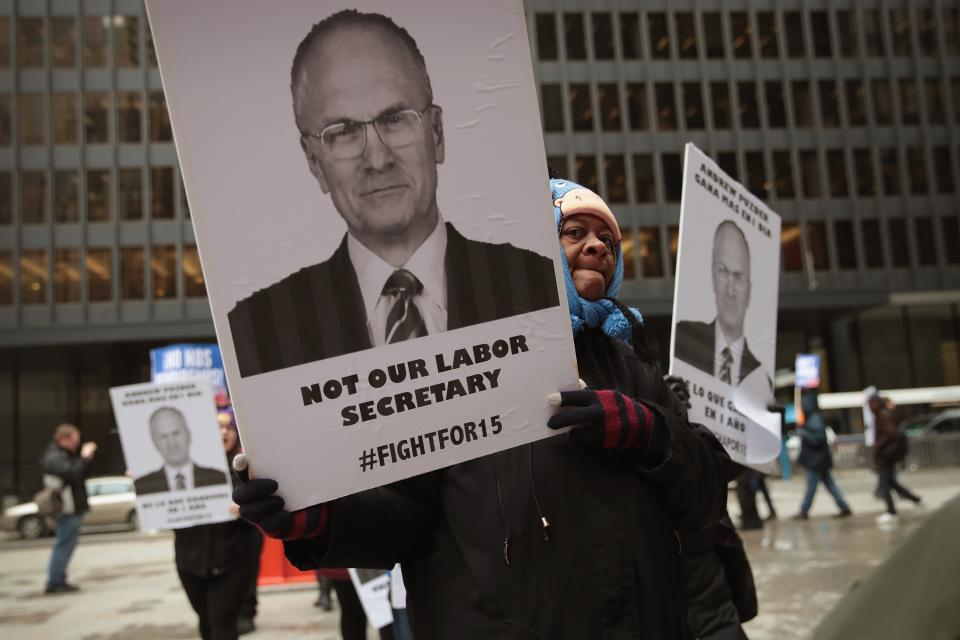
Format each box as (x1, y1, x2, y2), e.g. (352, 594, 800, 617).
(234, 179, 732, 639)
(41, 423, 97, 594)
(869, 393, 922, 526)
(175, 408, 262, 640)
(794, 390, 852, 519)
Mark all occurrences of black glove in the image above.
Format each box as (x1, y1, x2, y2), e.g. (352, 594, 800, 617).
(547, 390, 656, 450)
(663, 374, 692, 411)
(231, 456, 329, 540)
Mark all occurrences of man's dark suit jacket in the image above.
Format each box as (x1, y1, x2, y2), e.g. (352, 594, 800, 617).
(228, 222, 560, 377)
(133, 463, 228, 496)
(674, 319, 761, 385)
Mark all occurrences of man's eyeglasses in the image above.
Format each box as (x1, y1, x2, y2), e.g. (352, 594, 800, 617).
(302, 105, 437, 160)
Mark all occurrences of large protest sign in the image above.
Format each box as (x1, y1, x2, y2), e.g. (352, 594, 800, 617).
(145, 0, 577, 508)
(109, 380, 234, 530)
(669, 144, 782, 467)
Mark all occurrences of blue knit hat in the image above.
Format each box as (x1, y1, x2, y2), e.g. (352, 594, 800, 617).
(550, 178, 642, 343)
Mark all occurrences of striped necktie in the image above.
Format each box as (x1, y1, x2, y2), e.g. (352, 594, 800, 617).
(383, 269, 427, 344)
(175, 472, 186, 491)
(719, 347, 733, 384)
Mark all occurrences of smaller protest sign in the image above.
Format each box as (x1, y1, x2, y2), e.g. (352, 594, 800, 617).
(795, 354, 821, 389)
(109, 379, 234, 530)
(348, 568, 394, 630)
(151, 344, 227, 396)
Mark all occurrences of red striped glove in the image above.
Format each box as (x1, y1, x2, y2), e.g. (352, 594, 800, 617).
(232, 477, 330, 541)
(547, 390, 656, 450)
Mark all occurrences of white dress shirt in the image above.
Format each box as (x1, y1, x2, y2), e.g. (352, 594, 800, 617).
(714, 322, 745, 386)
(164, 462, 194, 491)
(348, 219, 448, 346)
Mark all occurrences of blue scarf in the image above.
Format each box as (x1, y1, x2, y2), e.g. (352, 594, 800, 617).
(550, 179, 643, 343)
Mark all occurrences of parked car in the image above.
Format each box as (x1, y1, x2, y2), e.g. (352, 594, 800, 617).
(901, 409, 960, 438)
(0, 476, 138, 539)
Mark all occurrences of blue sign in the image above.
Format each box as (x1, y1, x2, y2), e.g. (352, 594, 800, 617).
(150, 343, 227, 395)
(795, 354, 821, 389)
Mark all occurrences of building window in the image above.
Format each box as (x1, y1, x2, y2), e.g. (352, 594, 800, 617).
(781, 224, 803, 272)
(19, 93, 45, 145)
(54, 170, 79, 223)
(151, 168, 175, 219)
(0, 172, 10, 224)
(0, 17, 9, 68)
(597, 83, 621, 131)
(51, 93, 78, 144)
(54, 248, 80, 303)
(792, 81, 814, 127)
(86, 248, 112, 301)
(899, 79, 919, 125)
(20, 170, 46, 224)
(834, 220, 857, 269)
(84, 92, 110, 144)
(592, 13, 614, 60)
(117, 91, 142, 143)
(184, 246, 206, 297)
(149, 92, 172, 142)
(730, 12, 752, 59)
(837, 11, 859, 58)
(649, 12, 670, 59)
(933, 147, 955, 194)
(703, 12, 724, 58)
(888, 218, 910, 267)
(86, 169, 111, 222)
(818, 80, 840, 128)
(626, 83, 649, 130)
(547, 155, 568, 179)
(17, 17, 44, 68)
(810, 12, 832, 58)
(682, 82, 704, 129)
(564, 13, 586, 60)
(914, 218, 936, 266)
(784, 12, 805, 58)
(51, 17, 76, 67)
(772, 151, 794, 199)
(675, 13, 697, 59)
(925, 79, 945, 124)
(872, 79, 893, 125)
(917, 10, 937, 56)
(20, 249, 47, 304)
(717, 152, 738, 180)
(117, 168, 143, 220)
(535, 14, 558, 60)
(661, 153, 682, 202)
(569, 84, 593, 132)
(0, 94, 9, 145)
(807, 221, 830, 270)
(943, 217, 960, 264)
(604, 155, 627, 203)
(945, 10, 960, 55)
(757, 12, 778, 58)
(633, 154, 655, 203)
(152, 245, 177, 299)
(114, 16, 139, 67)
(668, 226, 679, 274)
(889, 10, 912, 56)
(82, 16, 107, 68)
(620, 228, 635, 279)
(799, 150, 821, 198)
(620, 13, 641, 59)
(737, 82, 759, 129)
(826, 150, 849, 198)
(880, 148, 901, 195)
(861, 219, 884, 268)
(845, 80, 867, 126)
(863, 11, 885, 57)
(540, 84, 564, 132)
(0, 251, 12, 304)
(853, 148, 875, 197)
(639, 227, 663, 277)
(953, 79, 960, 123)
(764, 81, 786, 128)
(745, 151, 768, 199)
(710, 81, 732, 129)
(575, 155, 599, 193)
(655, 83, 677, 130)
(120, 247, 145, 299)
(906, 147, 928, 195)
(146, 18, 158, 66)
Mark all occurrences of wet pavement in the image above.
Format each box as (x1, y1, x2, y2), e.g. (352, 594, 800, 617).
(0, 467, 957, 640)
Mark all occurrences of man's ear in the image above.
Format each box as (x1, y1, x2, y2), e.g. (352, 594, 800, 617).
(301, 137, 330, 193)
(431, 107, 444, 164)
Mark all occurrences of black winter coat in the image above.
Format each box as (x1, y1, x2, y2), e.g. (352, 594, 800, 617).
(797, 417, 832, 473)
(40, 443, 91, 515)
(285, 329, 732, 639)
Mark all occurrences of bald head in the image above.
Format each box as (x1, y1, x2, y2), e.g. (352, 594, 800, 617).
(711, 220, 751, 342)
(149, 407, 192, 467)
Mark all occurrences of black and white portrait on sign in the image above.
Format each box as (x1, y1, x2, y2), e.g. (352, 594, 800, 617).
(225, 10, 559, 377)
(134, 406, 228, 496)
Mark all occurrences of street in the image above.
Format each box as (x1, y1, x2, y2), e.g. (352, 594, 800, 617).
(1, 468, 957, 640)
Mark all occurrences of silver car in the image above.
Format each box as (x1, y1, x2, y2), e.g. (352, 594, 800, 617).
(1, 476, 139, 539)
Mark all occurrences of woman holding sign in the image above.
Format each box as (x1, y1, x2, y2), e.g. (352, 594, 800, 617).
(234, 180, 733, 639)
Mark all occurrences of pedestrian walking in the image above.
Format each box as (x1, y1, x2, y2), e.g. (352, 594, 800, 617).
(41, 423, 97, 594)
(793, 390, 853, 520)
(870, 393, 922, 525)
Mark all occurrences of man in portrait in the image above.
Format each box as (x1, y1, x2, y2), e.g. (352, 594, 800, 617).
(228, 10, 559, 377)
(674, 220, 767, 387)
(134, 407, 228, 495)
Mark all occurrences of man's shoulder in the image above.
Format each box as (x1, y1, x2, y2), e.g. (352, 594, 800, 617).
(676, 319, 712, 336)
(133, 468, 165, 492)
(228, 254, 339, 317)
(193, 464, 228, 485)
